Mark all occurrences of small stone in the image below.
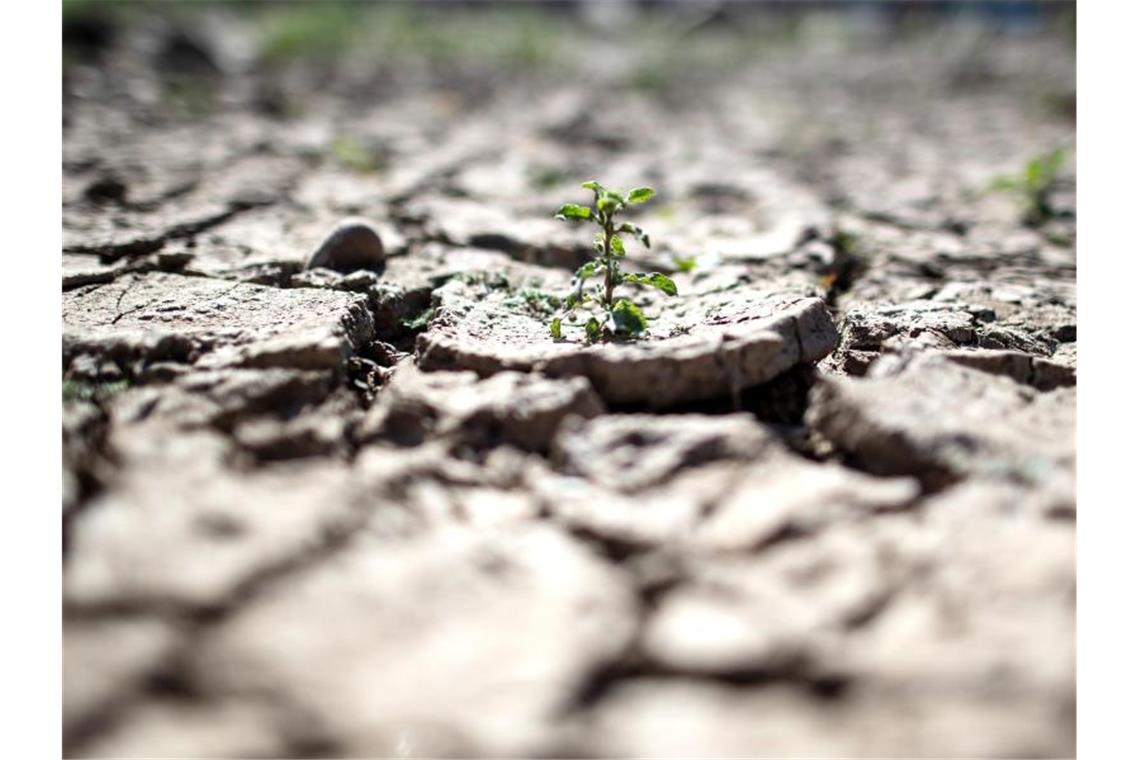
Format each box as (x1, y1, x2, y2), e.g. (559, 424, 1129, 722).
(84, 174, 128, 206)
(305, 218, 386, 274)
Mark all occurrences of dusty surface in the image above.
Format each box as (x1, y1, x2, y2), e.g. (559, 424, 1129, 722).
(63, 3, 1075, 758)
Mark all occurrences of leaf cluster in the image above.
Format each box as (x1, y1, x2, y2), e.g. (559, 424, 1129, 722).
(551, 181, 677, 341)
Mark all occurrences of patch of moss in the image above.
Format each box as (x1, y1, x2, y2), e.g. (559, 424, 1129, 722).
(399, 307, 436, 332)
(63, 378, 129, 404)
(504, 289, 563, 317)
(330, 136, 386, 174)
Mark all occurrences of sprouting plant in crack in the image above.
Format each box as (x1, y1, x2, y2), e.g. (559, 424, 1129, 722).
(550, 181, 677, 341)
(988, 148, 1068, 226)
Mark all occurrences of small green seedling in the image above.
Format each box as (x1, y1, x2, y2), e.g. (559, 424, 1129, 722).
(989, 148, 1067, 226)
(551, 181, 677, 340)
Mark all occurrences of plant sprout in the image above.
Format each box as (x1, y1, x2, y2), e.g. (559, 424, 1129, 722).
(550, 181, 677, 341)
(989, 148, 1067, 226)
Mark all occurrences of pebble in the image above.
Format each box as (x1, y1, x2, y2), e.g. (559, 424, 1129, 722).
(305, 218, 386, 273)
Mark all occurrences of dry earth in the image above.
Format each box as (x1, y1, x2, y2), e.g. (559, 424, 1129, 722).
(63, 4, 1075, 758)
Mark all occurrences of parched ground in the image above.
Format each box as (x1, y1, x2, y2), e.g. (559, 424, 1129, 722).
(62, 4, 1075, 758)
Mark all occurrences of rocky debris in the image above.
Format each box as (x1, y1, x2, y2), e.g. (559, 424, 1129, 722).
(940, 347, 1075, 391)
(831, 300, 1000, 376)
(98, 375, 364, 466)
(640, 528, 889, 680)
(62, 273, 374, 374)
(106, 368, 336, 432)
(828, 289, 1074, 376)
(357, 361, 604, 452)
(185, 526, 639, 757)
(533, 414, 779, 551)
(288, 245, 519, 338)
(534, 415, 917, 553)
(232, 411, 350, 462)
(821, 217, 1077, 375)
(530, 470, 709, 552)
(552, 413, 777, 493)
(417, 266, 838, 406)
(808, 352, 1075, 490)
(1051, 341, 1077, 369)
(693, 460, 919, 551)
(304, 217, 387, 274)
(352, 440, 539, 507)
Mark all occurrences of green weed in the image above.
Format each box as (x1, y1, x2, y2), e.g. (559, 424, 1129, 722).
(550, 181, 676, 341)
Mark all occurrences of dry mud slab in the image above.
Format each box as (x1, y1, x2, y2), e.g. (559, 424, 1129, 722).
(417, 264, 837, 406)
(63, 272, 374, 373)
(63, 6, 1075, 758)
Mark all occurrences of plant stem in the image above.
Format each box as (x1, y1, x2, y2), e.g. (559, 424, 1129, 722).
(602, 215, 614, 308)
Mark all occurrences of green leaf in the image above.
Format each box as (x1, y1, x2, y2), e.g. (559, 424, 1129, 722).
(672, 255, 697, 272)
(581, 180, 604, 194)
(555, 203, 592, 221)
(585, 316, 602, 342)
(400, 307, 435, 331)
(575, 261, 601, 280)
(649, 273, 678, 296)
(625, 187, 656, 204)
(624, 272, 678, 296)
(618, 222, 650, 248)
(610, 298, 648, 335)
(987, 176, 1022, 193)
(610, 235, 625, 256)
(550, 317, 562, 339)
(1027, 148, 1065, 191)
(596, 196, 620, 214)
(1025, 157, 1044, 188)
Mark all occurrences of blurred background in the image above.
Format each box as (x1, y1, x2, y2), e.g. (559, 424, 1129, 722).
(64, 1, 1075, 123)
(62, 0, 1076, 277)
